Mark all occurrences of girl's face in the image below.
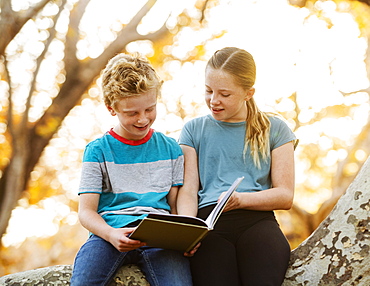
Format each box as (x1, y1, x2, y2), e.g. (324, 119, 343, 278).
(205, 68, 254, 123)
(107, 89, 157, 140)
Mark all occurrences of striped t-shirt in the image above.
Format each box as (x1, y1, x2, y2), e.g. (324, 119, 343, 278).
(79, 128, 184, 228)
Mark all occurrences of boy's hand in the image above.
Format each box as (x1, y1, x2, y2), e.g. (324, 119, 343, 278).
(108, 227, 146, 252)
(184, 242, 201, 257)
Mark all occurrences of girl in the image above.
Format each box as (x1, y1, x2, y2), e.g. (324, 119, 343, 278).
(177, 47, 297, 286)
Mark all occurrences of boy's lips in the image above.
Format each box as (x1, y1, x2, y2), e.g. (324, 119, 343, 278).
(134, 124, 149, 131)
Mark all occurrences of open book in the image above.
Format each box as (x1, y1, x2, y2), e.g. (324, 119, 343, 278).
(129, 177, 244, 252)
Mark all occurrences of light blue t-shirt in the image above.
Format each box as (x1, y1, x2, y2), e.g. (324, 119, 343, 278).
(178, 114, 296, 208)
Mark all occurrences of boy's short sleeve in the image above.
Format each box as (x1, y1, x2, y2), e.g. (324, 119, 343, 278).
(78, 142, 104, 195)
(172, 153, 184, 187)
(165, 136, 184, 187)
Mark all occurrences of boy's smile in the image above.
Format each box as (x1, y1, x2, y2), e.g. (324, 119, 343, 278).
(107, 89, 157, 141)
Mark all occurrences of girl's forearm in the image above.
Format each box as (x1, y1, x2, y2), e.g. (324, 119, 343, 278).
(177, 189, 198, 216)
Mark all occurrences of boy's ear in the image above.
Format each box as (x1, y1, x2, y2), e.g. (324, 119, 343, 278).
(245, 88, 255, 101)
(106, 105, 116, 116)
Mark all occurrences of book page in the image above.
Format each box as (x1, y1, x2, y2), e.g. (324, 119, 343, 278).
(204, 177, 244, 228)
(146, 213, 208, 227)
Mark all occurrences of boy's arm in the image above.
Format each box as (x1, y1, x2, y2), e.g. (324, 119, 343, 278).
(176, 145, 199, 216)
(167, 186, 179, 214)
(78, 193, 146, 252)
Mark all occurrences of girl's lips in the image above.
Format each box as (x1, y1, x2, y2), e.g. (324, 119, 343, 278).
(212, 108, 224, 114)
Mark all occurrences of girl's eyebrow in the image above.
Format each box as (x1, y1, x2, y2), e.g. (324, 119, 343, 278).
(205, 85, 231, 92)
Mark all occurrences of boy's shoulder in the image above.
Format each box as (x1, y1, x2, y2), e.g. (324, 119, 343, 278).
(152, 130, 179, 146)
(85, 132, 109, 147)
(151, 131, 183, 157)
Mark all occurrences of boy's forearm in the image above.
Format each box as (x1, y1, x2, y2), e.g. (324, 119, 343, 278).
(167, 186, 179, 214)
(79, 209, 113, 241)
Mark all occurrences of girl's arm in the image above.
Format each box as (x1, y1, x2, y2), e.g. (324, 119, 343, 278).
(176, 145, 199, 217)
(78, 193, 146, 252)
(223, 141, 295, 212)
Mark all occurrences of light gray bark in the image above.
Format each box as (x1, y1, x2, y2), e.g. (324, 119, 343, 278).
(283, 156, 370, 285)
(0, 264, 149, 286)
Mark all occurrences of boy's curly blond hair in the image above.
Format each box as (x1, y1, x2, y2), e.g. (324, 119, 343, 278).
(102, 53, 162, 111)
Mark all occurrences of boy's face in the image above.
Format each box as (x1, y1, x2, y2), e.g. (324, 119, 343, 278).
(108, 89, 157, 140)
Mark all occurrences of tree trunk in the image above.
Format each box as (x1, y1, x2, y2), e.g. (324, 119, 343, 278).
(283, 156, 370, 285)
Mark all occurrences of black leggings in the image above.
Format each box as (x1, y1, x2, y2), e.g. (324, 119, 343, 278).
(190, 206, 291, 286)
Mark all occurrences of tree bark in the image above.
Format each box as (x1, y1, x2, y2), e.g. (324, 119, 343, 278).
(283, 156, 370, 285)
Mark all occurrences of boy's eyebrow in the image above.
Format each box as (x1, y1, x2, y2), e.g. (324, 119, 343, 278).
(122, 103, 157, 112)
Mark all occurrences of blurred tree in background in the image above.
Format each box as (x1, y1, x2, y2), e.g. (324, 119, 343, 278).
(0, 0, 370, 276)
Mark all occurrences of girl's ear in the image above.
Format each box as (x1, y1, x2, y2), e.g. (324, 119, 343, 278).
(245, 87, 255, 101)
(106, 105, 116, 116)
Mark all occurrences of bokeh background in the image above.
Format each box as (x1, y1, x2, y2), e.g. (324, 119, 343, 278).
(1, 0, 370, 276)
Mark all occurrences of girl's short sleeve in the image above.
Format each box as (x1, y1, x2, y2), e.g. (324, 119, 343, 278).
(269, 117, 297, 151)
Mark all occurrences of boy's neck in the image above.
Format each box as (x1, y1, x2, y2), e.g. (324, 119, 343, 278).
(108, 128, 154, 145)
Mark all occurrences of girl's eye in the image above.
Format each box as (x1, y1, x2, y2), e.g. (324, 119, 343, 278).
(205, 89, 212, 94)
(221, 94, 230, 97)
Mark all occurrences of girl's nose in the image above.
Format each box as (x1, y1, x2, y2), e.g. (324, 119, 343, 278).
(210, 93, 220, 105)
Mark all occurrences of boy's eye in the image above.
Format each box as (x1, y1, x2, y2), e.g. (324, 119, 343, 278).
(205, 89, 212, 94)
(221, 94, 231, 97)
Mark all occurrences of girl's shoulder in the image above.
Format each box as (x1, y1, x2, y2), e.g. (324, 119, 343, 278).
(267, 114, 297, 148)
(268, 114, 290, 130)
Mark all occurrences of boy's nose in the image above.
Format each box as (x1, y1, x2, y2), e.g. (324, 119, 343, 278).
(137, 114, 148, 124)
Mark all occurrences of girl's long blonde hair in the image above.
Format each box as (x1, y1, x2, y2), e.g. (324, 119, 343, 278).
(207, 47, 271, 168)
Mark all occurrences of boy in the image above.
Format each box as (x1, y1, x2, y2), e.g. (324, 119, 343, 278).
(70, 53, 192, 286)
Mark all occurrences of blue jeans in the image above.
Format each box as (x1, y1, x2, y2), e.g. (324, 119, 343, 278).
(70, 235, 192, 286)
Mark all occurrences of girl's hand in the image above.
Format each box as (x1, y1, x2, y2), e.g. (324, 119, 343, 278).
(184, 242, 201, 257)
(108, 227, 146, 252)
(219, 192, 241, 212)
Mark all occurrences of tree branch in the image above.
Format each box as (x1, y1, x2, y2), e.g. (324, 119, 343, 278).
(22, 0, 68, 131)
(0, 0, 52, 56)
(64, 0, 90, 74)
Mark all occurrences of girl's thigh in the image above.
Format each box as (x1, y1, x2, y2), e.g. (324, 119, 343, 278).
(236, 219, 291, 286)
(70, 235, 125, 286)
(190, 232, 239, 286)
(138, 247, 192, 286)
